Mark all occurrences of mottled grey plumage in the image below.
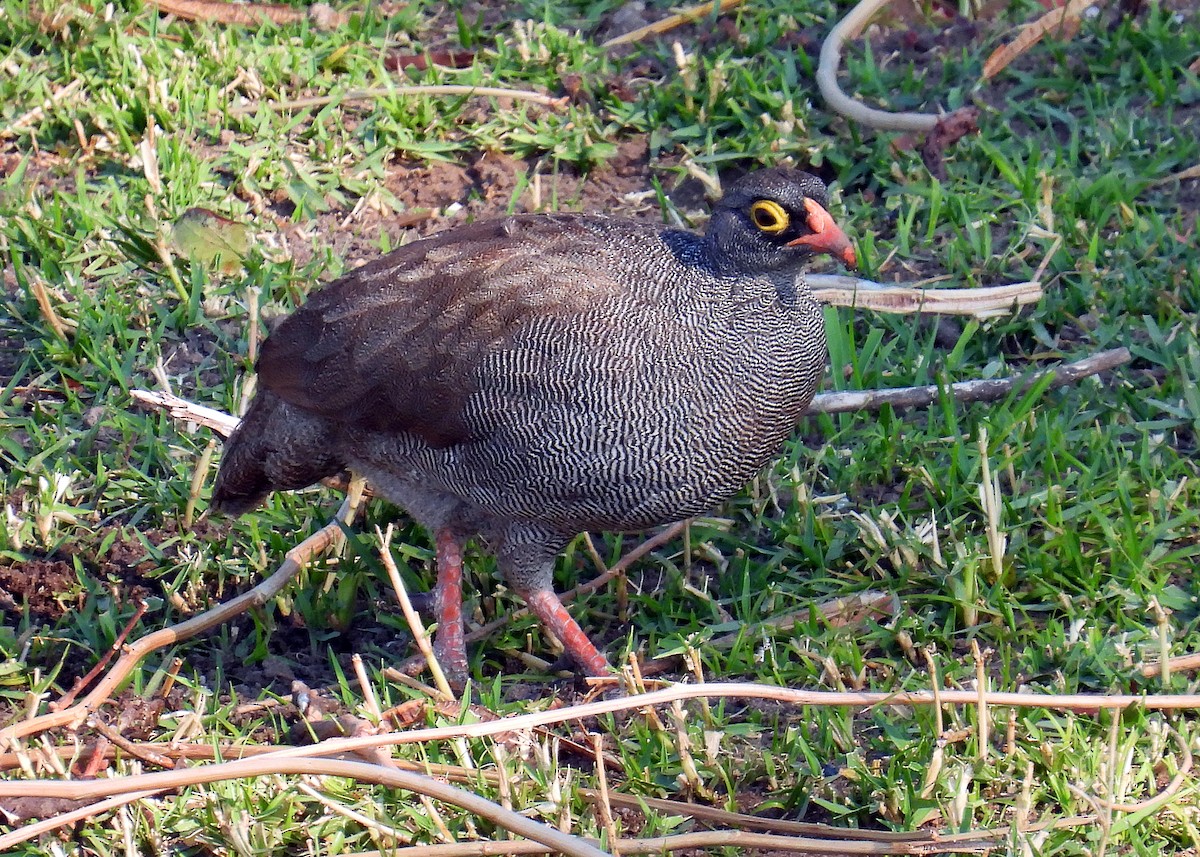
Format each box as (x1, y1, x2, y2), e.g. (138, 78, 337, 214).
(212, 167, 853, 684)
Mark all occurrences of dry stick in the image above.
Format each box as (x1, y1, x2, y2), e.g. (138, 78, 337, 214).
(1, 790, 165, 850)
(807, 348, 1131, 416)
(810, 276, 1042, 318)
(1, 741, 496, 783)
(707, 589, 895, 647)
(0, 758, 609, 857)
(27, 275, 71, 342)
(0, 516, 344, 745)
(221, 839, 934, 856)
(228, 85, 568, 117)
(601, 0, 747, 48)
(351, 653, 384, 723)
(1143, 652, 1200, 677)
(1151, 162, 1200, 186)
(184, 437, 217, 529)
(131, 389, 240, 437)
(311, 832, 989, 855)
(591, 735, 622, 856)
(816, 0, 941, 132)
(580, 788, 940, 841)
(574, 793, 1096, 845)
(0, 736, 1095, 849)
(377, 524, 456, 700)
(295, 781, 412, 845)
(5, 680, 1186, 850)
(50, 600, 148, 711)
(228, 682, 1200, 771)
(981, 0, 1093, 81)
(87, 717, 174, 770)
(971, 640, 989, 763)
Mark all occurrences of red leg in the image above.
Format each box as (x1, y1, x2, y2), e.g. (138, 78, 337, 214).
(523, 588, 611, 677)
(433, 528, 469, 690)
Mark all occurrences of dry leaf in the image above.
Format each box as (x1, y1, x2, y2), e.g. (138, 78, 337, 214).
(171, 208, 251, 275)
(982, 0, 1094, 81)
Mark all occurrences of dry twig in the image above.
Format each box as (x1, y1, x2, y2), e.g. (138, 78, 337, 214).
(982, 0, 1093, 81)
(601, 0, 747, 48)
(0, 514, 345, 744)
(378, 525, 457, 700)
(229, 85, 568, 117)
(810, 276, 1041, 317)
(816, 0, 941, 132)
(0, 758, 609, 856)
(1150, 163, 1200, 187)
(808, 348, 1131, 415)
(1142, 652, 1200, 677)
(5, 678, 1191, 851)
(639, 589, 897, 676)
(194, 682, 1200, 776)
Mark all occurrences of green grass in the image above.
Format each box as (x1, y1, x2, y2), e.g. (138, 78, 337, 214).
(3, 0, 1200, 853)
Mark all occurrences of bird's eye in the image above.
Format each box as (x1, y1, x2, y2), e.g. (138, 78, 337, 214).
(749, 200, 789, 234)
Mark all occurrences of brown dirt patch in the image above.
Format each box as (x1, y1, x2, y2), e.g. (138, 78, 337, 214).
(279, 134, 666, 277)
(0, 558, 80, 619)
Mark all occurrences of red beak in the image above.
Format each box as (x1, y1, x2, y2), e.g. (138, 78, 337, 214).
(787, 198, 857, 269)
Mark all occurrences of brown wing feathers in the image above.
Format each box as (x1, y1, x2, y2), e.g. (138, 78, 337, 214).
(255, 215, 625, 448)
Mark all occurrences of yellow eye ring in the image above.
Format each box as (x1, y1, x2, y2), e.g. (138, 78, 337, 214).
(749, 199, 789, 234)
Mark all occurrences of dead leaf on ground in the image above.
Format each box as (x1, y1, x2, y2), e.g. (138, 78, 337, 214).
(171, 208, 251, 275)
(148, 0, 347, 29)
(982, 0, 1093, 80)
(921, 106, 981, 180)
(384, 50, 476, 72)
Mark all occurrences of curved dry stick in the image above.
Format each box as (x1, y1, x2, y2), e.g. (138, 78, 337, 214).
(0, 758, 609, 857)
(0, 520, 342, 744)
(1, 790, 164, 850)
(232, 681, 1200, 767)
(807, 348, 1131, 415)
(601, 0, 747, 48)
(816, 0, 941, 132)
(1142, 652, 1200, 677)
(0, 741, 492, 782)
(229, 85, 568, 117)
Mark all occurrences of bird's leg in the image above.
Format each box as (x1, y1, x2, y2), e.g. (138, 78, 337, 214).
(432, 528, 469, 689)
(522, 588, 611, 677)
(499, 532, 612, 678)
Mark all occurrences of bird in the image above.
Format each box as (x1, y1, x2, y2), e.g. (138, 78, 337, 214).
(211, 167, 856, 689)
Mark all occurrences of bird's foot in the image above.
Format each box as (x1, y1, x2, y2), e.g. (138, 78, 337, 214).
(522, 588, 612, 678)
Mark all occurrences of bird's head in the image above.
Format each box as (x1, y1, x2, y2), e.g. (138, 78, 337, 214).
(705, 168, 856, 276)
